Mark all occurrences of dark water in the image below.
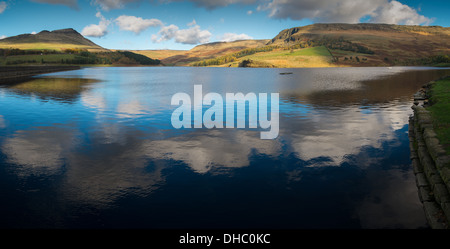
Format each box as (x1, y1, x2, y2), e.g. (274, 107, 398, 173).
(0, 66, 449, 229)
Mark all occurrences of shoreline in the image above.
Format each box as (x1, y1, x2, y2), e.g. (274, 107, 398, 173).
(0, 66, 81, 85)
(409, 77, 450, 229)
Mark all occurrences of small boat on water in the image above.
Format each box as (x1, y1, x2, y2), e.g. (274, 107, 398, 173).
(280, 72, 293, 75)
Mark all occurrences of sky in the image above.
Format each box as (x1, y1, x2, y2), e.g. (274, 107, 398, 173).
(0, 0, 449, 50)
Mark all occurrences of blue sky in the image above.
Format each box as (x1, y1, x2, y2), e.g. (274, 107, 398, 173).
(0, 0, 448, 50)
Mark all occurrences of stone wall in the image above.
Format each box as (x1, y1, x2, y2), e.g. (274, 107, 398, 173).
(409, 82, 450, 229)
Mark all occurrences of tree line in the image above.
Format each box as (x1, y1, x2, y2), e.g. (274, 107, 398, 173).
(400, 54, 450, 66)
(117, 51, 160, 65)
(0, 48, 61, 56)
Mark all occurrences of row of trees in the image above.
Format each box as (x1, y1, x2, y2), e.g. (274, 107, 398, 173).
(328, 41, 375, 54)
(0, 48, 93, 57)
(117, 51, 161, 65)
(400, 54, 450, 66)
(342, 56, 368, 62)
(0, 48, 61, 56)
(63, 48, 89, 54)
(192, 55, 238, 66)
(5, 57, 98, 65)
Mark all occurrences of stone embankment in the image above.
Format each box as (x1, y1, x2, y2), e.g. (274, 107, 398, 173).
(0, 66, 81, 84)
(409, 80, 450, 229)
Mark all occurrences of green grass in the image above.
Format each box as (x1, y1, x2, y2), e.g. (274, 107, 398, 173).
(329, 49, 368, 57)
(289, 46, 332, 56)
(235, 46, 334, 68)
(433, 63, 450, 67)
(248, 46, 332, 59)
(427, 77, 450, 154)
(0, 54, 77, 66)
(0, 42, 98, 51)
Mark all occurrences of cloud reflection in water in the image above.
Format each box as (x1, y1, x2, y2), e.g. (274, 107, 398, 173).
(1, 66, 448, 228)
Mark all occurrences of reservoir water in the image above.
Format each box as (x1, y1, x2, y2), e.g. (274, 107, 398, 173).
(0, 66, 449, 229)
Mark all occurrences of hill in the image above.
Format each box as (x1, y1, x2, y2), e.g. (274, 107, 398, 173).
(2, 24, 448, 68)
(0, 28, 107, 52)
(188, 23, 450, 68)
(266, 23, 450, 67)
(0, 28, 162, 66)
(133, 39, 269, 66)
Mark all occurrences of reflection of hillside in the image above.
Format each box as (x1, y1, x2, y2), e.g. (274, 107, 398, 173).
(286, 69, 450, 107)
(6, 77, 100, 103)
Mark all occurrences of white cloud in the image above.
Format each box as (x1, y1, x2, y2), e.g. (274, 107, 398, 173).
(370, 1, 433, 25)
(81, 12, 111, 38)
(160, 0, 432, 25)
(187, 0, 257, 10)
(151, 24, 179, 43)
(144, 129, 282, 174)
(115, 15, 163, 34)
(152, 22, 212, 45)
(0, 1, 7, 13)
(187, 19, 197, 26)
(218, 33, 253, 42)
(31, 31, 37, 35)
(85, 0, 432, 26)
(2, 127, 76, 176)
(175, 25, 211, 44)
(30, 0, 78, 9)
(257, 0, 432, 25)
(0, 35, 6, 40)
(93, 0, 140, 11)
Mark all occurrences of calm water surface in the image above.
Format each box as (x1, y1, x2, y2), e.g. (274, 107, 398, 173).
(1, 66, 449, 229)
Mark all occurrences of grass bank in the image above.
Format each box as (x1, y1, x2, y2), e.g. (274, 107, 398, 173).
(427, 77, 450, 154)
(238, 46, 334, 68)
(205, 46, 336, 68)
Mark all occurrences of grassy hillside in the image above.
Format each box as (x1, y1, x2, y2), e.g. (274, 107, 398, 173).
(0, 29, 161, 66)
(268, 23, 450, 67)
(0, 48, 161, 66)
(0, 54, 77, 66)
(240, 46, 334, 68)
(133, 39, 270, 66)
(188, 23, 449, 68)
(2, 24, 448, 68)
(0, 29, 107, 52)
(131, 50, 187, 61)
(208, 46, 335, 68)
(428, 77, 450, 154)
(0, 42, 99, 51)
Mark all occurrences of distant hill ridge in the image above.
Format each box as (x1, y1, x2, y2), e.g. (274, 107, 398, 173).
(0, 28, 106, 51)
(133, 23, 449, 67)
(259, 23, 450, 67)
(1, 23, 449, 68)
(269, 23, 450, 45)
